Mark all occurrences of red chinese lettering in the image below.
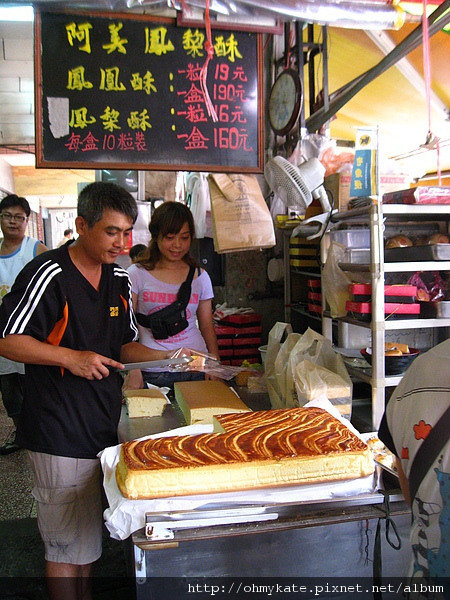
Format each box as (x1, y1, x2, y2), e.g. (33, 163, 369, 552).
(230, 106, 247, 124)
(179, 63, 202, 82)
(177, 126, 209, 150)
(65, 133, 82, 152)
(178, 84, 205, 104)
(117, 133, 135, 150)
(135, 132, 147, 152)
(214, 128, 253, 152)
(235, 85, 248, 103)
(232, 66, 247, 82)
(177, 104, 208, 124)
(81, 132, 99, 151)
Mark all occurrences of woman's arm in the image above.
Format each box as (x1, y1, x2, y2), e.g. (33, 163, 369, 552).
(120, 342, 172, 364)
(121, 291, 168, 390)
(197, 299, 220, 360)
(122, 291, 147, 390)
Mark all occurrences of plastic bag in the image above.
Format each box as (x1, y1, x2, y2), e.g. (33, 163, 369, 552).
(247, 374, 267, 394)
(289, 134, 354, 178)
(322, 242, 352, 317)
(407, 271, 446, 302)
(265, 322, 294, 409)
(319, 146, 355, 178)
(407, 272, 430, 301)
(168, 348, 244, 381)
(186, 172, 210, 239)
(270, 193, 287, 221)
(293, 360, 352, 419)
(429, 272, 445, 302)
(266, 327, 353, 420)
(289, 133, 331, 164)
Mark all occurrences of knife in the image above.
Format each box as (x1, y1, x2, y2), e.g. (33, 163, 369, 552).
(119, 356, 193, 371)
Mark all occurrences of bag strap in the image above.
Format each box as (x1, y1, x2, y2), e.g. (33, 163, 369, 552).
(176, 265, 196, 308)
(408, 404, 450, 504)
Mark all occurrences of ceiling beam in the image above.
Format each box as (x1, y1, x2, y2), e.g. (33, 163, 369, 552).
(365, 29, 449, 121)
(306, 0, 450, 133)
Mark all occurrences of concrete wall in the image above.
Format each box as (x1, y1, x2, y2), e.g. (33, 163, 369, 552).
(222, 251, 285, 345)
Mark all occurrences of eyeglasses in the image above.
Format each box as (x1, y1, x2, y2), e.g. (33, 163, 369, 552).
(1, 213, 27, 223)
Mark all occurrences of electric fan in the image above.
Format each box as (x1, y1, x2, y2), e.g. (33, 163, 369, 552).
(264, 156, 333, 239)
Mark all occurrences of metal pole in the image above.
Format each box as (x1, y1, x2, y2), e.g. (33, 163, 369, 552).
(306, 0, 450, 132)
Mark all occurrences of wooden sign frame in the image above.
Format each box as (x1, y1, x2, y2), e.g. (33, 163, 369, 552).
(35, 10, 264, 173)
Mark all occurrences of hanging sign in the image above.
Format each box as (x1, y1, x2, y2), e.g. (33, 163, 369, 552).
(350, 127, 379, 197)
(34, 11, 263, 173)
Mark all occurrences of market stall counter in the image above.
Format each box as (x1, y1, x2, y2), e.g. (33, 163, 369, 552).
(107, 386, 412, 598)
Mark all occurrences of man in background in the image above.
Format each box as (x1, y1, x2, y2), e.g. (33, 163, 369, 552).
(57, 227, 74, 247)
(0, 194, 47, 455)
(128, 243, 146, 263)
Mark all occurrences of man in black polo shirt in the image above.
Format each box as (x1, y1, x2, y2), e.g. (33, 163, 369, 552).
(0, 182, 171, 600)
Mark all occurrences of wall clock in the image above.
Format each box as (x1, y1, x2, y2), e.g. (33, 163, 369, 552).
(268, 68, 302, 136)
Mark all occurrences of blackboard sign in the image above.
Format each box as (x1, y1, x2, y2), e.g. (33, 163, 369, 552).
(35, 11, 263, 173)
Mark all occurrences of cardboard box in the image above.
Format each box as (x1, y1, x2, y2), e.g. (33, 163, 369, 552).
(325, 173, 411, 212)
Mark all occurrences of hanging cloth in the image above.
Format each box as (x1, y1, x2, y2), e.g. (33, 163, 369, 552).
(421, 0, 441, 183)
(200, 0, 218, 122)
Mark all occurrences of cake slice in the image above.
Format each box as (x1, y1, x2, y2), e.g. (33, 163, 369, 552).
(174, 380, 251, 425)
(124, 388, 168, 418)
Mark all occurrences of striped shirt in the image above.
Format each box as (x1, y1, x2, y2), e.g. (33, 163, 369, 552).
(0, 244, 138, 458)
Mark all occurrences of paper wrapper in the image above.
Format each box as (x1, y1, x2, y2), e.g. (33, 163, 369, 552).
(100, 397, 376, 540)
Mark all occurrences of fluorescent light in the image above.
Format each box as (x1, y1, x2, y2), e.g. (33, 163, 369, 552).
(0, 153, 35, 167)
(0, 6, 34, 22)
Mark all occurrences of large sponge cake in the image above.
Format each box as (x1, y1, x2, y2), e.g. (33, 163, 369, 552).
(116, 407, 374, 500)
(174, 380, 251, 425)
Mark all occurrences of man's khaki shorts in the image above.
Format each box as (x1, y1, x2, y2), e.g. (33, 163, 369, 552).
(28, 451, 103, 565)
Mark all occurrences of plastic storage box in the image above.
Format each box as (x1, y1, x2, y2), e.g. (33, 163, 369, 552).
(346, 301, 420, 321)
(349, 283, 417, 303)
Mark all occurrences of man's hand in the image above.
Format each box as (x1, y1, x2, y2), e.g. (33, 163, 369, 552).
(66, 350, 124, 380)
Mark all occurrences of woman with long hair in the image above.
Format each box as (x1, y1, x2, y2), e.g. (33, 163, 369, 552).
(125, 201, 219, 390)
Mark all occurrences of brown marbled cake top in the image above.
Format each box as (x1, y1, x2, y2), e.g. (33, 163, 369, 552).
(121, 407, 368, 471)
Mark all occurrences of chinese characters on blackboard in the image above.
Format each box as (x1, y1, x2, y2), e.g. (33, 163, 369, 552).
(37, 12, 262, 171)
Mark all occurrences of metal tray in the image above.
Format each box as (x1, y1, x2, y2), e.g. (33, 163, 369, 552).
(374, 459, 398, 479)
(385, 243, 450, 262)
(418, 300, 450, 318)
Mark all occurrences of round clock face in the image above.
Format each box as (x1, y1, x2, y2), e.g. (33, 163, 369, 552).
(268, 69, 302, 136)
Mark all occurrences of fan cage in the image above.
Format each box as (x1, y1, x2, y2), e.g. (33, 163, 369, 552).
(265, 156, 312, 209)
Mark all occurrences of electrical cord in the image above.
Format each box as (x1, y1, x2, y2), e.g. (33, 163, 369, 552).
(315, 189, 335, 269)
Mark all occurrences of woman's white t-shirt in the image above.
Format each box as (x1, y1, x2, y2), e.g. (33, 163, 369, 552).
(128, 264, 214, 371)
